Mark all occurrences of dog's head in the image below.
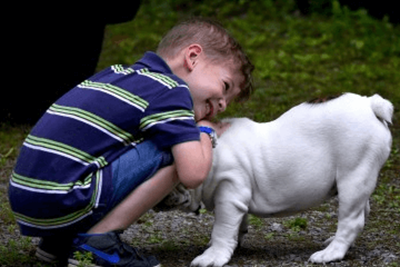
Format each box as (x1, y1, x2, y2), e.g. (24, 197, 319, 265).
(154, 183, 204, 214)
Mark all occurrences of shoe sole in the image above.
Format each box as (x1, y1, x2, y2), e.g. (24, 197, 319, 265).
(35, 247, 57, 263)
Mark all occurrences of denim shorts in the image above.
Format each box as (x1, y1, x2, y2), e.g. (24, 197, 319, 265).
(107, 140, 174, 211)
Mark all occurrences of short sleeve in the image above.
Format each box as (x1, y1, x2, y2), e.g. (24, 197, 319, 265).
(140, 87, 200, 149)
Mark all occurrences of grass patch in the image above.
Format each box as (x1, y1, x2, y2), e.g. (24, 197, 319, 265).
(283, 217, 308, 232)
(0, 236, 35, 266)
(71, 251, 95, 267)
(248, 214, 264, 229)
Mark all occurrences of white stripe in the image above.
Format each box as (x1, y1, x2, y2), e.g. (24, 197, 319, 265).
(94, 170, 103, 208)
(47, 110, 138, 147)
(141, 116, 195, 131)
(25, 141, 108, 168)
(47, 110, 130, 146)
(137, 70, 189, 90)
(176, 84, 190, 90)
(23, 142, 92, 167)
(138, 71, 174, 89)
(77, 84, 145, 112)
(9, 179, 91, 194)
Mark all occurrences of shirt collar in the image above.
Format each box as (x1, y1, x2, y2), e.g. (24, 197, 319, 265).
(135, 52, 173, 74)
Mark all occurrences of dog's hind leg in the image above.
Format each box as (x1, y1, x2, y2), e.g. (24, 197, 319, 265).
(323, 200, 370, 248)
(191, 181, 251, 267)
(309, 164, 379, 263)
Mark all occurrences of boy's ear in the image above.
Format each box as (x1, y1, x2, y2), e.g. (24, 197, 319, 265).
(184, 44, 203, 71)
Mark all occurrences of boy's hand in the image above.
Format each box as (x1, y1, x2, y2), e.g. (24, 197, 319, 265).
(197, 120, 231, 136)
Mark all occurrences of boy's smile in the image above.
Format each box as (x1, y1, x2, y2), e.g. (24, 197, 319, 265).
(189, 61, 241, 121)
(166, 44, 244, 122)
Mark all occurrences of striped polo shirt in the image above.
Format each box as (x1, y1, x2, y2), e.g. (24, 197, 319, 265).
(8, 52, 200, 236)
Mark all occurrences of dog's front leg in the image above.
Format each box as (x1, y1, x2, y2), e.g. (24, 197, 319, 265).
(191, 181, 250, 267)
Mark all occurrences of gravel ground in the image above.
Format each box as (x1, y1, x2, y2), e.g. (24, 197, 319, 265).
(1, 189, 399, 267)
(121, 195, 398, 267)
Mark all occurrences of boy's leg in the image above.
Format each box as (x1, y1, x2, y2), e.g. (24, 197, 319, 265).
(89, 164, 179, 233)
(68, 166, 179, 267)
(68, 141, 179, 266)
(37, 140, 177, 266)
(89, 139, 179, 233)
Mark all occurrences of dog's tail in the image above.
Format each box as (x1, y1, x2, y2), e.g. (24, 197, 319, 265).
(369, 94, 394, 125)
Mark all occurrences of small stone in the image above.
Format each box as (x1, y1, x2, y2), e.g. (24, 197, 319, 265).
(271, 223, 283, 232)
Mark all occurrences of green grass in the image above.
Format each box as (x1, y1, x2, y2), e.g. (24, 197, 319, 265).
(1, 0, 399, 266)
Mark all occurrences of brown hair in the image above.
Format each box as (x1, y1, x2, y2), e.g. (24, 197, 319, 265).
(157, 17, 254, 102)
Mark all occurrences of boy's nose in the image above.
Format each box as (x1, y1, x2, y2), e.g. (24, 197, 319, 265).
(218, 98, 227, 113)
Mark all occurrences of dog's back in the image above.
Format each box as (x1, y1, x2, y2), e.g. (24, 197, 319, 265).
(211, 93, 393, 215)
(275, 93, 392, 163)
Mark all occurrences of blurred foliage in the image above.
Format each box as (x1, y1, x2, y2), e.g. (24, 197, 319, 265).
(99, 0, 399, 123)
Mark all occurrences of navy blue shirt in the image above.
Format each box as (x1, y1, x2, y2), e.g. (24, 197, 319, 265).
(9, 52, 200, 236)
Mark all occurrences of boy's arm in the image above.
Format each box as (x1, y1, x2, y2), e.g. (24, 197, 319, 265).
(172, 132, 213, 189)
(172, 121, 230, 189)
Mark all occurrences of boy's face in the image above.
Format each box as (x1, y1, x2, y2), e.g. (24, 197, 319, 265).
(183, 55, 243, 121)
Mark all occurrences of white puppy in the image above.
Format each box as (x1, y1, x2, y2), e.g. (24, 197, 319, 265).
(160, 93, 393, 267)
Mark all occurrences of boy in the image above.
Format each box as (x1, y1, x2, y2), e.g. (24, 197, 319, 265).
(8, 17, 254, 267)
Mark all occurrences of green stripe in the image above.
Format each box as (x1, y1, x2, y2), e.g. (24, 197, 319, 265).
(11, 172, 92, 191)
(140, 110, 194, 129)
(49, 104, 137, 145)
(112, 64, 122, 72)
(112, 64, 124, 73)
(25, 135, 107, 167)
(26, 135, 107, 167)
(13, 171, 101, 227)
(79, 80, 148, 109)
(112, 64, 135, 75)
(152, 73, 179, 88)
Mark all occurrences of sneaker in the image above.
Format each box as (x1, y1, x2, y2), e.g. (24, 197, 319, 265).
(68, 231, 161, 267)
(35, 236, 73, 264)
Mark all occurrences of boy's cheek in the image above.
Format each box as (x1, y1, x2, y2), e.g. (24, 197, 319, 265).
(194, 110, 202, 122)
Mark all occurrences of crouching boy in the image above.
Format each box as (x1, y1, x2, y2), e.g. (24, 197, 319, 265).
(8, 17, 253, 267)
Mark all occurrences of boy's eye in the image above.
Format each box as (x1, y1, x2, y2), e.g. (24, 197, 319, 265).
(224, 82, 230, 91)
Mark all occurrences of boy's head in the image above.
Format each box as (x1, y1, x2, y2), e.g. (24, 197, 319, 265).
(157, 17, 254, 121)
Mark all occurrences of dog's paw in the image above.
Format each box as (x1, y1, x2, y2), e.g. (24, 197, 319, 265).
(190, 247, 231, 267)
(308, 241, 347, 263)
